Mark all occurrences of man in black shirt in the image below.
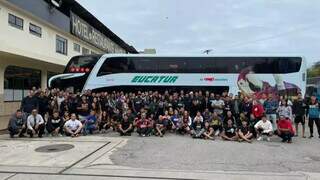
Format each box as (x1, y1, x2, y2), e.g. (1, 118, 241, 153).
(46, 111, 64, 136)
(21, 90, 38, 115)
(118, 114, 133, 136)
(221, 119, 238, 141)
(292, 93, 306, 138)
(238, 120, 253, 143)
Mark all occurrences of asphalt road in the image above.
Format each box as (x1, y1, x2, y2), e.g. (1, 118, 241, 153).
(110, 132, 320, 173)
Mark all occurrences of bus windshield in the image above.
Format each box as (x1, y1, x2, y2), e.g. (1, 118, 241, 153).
(64, 55, 102, 73)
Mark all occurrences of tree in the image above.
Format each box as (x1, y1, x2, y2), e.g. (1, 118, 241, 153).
(307, 62, 320, 78)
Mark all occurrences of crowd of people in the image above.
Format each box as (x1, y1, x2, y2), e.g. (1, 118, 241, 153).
(7, 87, 320, 143)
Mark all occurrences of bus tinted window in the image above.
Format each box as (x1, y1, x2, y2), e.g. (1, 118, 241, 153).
(97, 56, 301, 75)
(65, 55, 101, 73)
(98, 57, 130, 76)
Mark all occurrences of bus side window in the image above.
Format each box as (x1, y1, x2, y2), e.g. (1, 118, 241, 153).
(97, 57, 129, 76)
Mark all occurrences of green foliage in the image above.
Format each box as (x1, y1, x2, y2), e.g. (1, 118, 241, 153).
(308, 62, 320, 78)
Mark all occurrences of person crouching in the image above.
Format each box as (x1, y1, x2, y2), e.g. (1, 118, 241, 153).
(277, 115, 295, 143)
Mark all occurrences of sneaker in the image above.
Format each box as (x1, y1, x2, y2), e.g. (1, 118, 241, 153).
(257, 136, 262, 141)
(48, 134, 52, 137)
(10, 134, 14, 138)
(142, 134, 146, 137)
(309, 135, 314, 139)
(58, 134, 63, 137)
(267, 137, 271, 142)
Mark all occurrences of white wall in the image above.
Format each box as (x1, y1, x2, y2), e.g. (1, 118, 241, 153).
(0, 1, 108, 66)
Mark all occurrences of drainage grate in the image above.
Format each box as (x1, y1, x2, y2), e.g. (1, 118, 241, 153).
(35, 144, 74, 153)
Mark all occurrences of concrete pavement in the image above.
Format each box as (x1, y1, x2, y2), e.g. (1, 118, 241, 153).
(0, 132, 318, 179)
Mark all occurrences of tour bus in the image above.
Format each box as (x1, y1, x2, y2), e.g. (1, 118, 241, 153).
(49, 54, 306, 99)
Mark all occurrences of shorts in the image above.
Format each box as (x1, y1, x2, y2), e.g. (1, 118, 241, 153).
(294, 115, 305, 125)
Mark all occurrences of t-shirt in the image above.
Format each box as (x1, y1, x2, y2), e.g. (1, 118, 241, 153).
(65, 119, 82, 131)
(277, 120, 294, 134)
(239, 126, 250, 134)
(210, 117, 222, 127)
(212, 99, 224, 114)
(254, 120, 273, 133)
(121, 120, 132, 130)
(224, 126, 236, 137)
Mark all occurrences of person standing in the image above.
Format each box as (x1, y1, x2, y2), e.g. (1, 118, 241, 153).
(263, 94, 279, 131)
(26, 109, 45, 138)
(306, 95, 320, 138)
(21, 90, 38, 115)
(292, 93, 306, 138)
(7, 110, 27, 138)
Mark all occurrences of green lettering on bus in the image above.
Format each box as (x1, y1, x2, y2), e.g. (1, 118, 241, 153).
(131, 75, 178, 84)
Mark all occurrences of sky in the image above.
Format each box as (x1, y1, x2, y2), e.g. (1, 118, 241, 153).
(77, 0, 320, 66)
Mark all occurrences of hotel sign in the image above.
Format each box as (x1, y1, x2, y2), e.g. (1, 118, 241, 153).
(70, 12, 110, 52)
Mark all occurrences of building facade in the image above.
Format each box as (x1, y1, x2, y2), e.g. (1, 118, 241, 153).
(0, 0, 137, 129)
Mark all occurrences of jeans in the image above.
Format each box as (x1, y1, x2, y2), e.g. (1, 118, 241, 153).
(266, 114, 277, 131)
(278, 131, 293, 142)
(309, 118, 320, 136)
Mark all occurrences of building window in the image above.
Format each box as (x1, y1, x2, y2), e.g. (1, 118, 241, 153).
(73, 43, 80, 52)
(56, 35, 68, 55)
(29, 23, 42, 37)
(4, 66, 41, 102)
(82, 47, 90, 55)
(8, 14, 23, 30)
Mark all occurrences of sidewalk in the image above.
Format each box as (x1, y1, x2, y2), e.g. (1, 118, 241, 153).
(0, 134, 319, 180)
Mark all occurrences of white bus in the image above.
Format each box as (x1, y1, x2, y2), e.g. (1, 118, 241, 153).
(49, 54, 306, 99)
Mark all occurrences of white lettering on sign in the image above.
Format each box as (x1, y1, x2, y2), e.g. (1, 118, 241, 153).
(70, 12, 117, 52)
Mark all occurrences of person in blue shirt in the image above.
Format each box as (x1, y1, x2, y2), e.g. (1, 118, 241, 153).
(84, 110, 97, 135)
(306, 95, 320, 138)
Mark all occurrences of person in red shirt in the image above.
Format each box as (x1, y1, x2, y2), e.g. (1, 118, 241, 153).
(277, 115, 295, 143)
(252, 100, 265, 121)
(136, 113, 152, 137)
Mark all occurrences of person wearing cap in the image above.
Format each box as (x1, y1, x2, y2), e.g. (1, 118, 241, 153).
(277, 115, 295, 143)
(26, 109, 45, 138)
(254, 115, 273, 141)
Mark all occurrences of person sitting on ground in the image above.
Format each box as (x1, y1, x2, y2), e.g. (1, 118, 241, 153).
(64, 113, 83, 137)
(238, 120, 253, 143)
(277, 115, 295, 143)
(7, 109, 27, 138)
(178, 111, 192, 135)
(136, 113, 152, 137)
(99, 111, 111, 133)
(209, 112, 223, 137)
(254, 115, 273, 141)
(155, 115, 166, 137)
(170, 109, 181, 131)
(202, 121, 214, 140)
(118, 114, 133, 136)
(221, 119, 238, 141)
(191, 115, 205, 138)
(26, 109, 45, 138)
(193, 111, 204, 123)
(46, 110, 64, 137)
(84, 110, 98, 135)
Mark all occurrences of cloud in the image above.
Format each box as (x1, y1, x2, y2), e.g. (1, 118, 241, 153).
(77, 0, 320, 66)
